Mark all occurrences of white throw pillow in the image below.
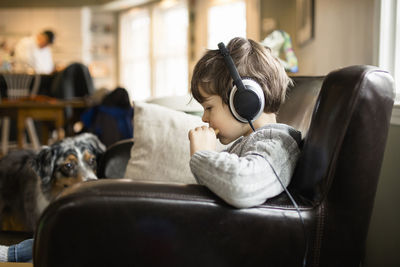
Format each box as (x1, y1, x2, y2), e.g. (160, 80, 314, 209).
(146, 94, 203, 114)
(124, 102, 205, 184)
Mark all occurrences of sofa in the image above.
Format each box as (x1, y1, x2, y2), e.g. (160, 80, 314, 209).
(33, 65, 395, 267)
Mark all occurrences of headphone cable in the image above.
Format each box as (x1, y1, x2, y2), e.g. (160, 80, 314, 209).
(248, 120, 256, 132)
(266, 158, 309, 267)
(249, 122, 308, 267)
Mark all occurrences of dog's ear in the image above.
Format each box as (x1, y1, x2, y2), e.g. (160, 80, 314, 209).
(82, 133, 106, 156)
(31, 146, 55, 186)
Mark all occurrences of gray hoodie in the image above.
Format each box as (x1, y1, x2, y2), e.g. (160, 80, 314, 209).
(190, 123, 302, 208)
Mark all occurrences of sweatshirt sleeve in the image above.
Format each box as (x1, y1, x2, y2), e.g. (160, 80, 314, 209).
(189, 136, 299, 209)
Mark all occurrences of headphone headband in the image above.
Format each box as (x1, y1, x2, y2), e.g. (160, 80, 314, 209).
(217, 42, 246, 92)
(218, 41, 265, 124)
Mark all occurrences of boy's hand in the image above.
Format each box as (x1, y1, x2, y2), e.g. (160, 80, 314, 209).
(188, 126, 218, 156)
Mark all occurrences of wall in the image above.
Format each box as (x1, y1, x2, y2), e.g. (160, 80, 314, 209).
(365, 124, 400, 266)
(259, 0, 296, 42)
(261, 0, 376, 76)
(0, 8, 85, 68)
(296, 0, 375, 75)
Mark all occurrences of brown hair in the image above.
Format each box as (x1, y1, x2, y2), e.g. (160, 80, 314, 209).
(191, 37, 291, 113)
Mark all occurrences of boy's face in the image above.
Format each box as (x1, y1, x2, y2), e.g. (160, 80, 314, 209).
(199, 86, 251, 144)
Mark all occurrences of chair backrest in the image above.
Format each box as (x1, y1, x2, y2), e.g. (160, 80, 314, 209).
(278, 76, 325, 137)
(1, 73, 40, 99)
(50, 62, 94, 99)
(292, 65, 394, 198)
(97, 139, 134, 178)
(291, 65, 395, 265)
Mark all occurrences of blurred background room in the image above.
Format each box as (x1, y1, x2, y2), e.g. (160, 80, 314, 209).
(0, 0, 399, 266)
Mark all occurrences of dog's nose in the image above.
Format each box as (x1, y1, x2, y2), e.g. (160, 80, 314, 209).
(80, 168, 98, 182)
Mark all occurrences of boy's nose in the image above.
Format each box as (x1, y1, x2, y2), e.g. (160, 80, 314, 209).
(201, 113, 208, 123)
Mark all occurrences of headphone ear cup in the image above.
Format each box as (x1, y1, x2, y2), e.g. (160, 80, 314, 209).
(229, 79, 265, 123)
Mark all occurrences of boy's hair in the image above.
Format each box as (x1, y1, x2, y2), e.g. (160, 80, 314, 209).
(191, 37, 291, 113)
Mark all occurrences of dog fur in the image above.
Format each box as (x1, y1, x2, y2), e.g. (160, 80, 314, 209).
(0, 133, 106, 232)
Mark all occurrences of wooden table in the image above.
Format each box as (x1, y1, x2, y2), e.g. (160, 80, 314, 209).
(0, 97, 87, 153)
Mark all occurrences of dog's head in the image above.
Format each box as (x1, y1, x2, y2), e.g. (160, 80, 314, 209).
(32, 133, 106, 201)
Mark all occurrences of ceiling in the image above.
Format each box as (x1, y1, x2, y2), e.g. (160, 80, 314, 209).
(0, 0, 154, 8)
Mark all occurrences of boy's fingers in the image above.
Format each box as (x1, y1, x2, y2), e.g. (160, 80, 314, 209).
(189, 127, 218, 140)
(188, 129, 194, 140)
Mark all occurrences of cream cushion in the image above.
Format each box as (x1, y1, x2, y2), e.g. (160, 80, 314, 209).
(146, 94, 203, 114)
(124, 102, 205, 184)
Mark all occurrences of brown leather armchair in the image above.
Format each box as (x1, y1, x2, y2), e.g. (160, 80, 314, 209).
(33, 65, 395, 267)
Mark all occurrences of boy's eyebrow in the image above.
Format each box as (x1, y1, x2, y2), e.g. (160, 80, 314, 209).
(201, 96, 214, 104)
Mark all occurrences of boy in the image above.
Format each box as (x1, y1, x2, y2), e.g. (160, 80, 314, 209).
(188, 37, 301, 208)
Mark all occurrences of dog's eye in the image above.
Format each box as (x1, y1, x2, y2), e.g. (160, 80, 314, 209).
(63, 163, 73, 171)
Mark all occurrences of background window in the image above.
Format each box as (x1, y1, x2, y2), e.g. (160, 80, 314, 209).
(379, 0, 400, 103)
(119, 9, 151, 101)
(153, 3, 189, 97)
(395, 0, 400, 103)
(207, 0, 246, 49)
(119, 1, 188, 101)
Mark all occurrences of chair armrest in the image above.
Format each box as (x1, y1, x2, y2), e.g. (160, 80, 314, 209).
(97, 138, 134, 178)
(33, 179, 314, 267)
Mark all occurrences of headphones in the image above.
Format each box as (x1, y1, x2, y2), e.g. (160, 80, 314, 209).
(218, 42, 265, 124)
(219, 43, 308, 266)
